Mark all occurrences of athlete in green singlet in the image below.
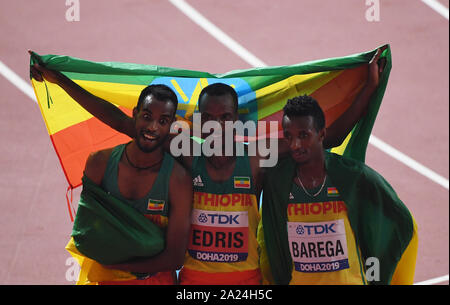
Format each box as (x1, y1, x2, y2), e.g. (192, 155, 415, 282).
(30, 47, 386, 284)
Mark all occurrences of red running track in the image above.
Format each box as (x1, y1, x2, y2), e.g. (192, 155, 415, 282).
(0, 0, 447, 284)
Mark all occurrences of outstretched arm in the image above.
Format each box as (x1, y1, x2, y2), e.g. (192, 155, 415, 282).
(29, 52, 136, 138)
(30, 52, 196, 168)
(267, 46, 388, 157)
(323, 45, 387, 149)
(104, 161, 193, 274)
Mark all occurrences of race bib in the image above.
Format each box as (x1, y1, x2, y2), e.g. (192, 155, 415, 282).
(288, 219, 349, 273)
(188, 209, 249, 263)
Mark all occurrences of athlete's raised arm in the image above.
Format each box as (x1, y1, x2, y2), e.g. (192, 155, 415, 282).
(258, 46, 387, 159)
(29, 52, 135, 138)
(322, 45, 387, 149)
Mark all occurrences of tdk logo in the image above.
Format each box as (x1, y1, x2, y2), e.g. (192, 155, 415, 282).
(297, 223, 336, 235)
(296, 225, 305, 235)
(198, 213, 240, 225)
(198, 213, 208, 223)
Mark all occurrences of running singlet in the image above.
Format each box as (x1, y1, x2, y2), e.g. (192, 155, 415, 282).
(100, 143, 175, 285)
(287, 176, 366, 285)
(180, 154, 261, 284)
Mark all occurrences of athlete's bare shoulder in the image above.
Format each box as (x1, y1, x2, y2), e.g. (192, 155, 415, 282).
(84, 147, 114, 185)
(246, 147, 266, 197)
(168, 158, 193, 210)
(170, 159, 191, 185)
(180, 155, 194, 172)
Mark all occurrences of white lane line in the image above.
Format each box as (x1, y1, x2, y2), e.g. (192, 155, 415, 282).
(421, 0, 449, 20)
(414, 274, 449, 285)
(0, 60, 36, 102)
(370, 136, 449, 190)
(169, 0, 450, 191)
(168, 0, 267, 68)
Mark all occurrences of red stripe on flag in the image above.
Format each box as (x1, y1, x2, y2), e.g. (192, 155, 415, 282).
(50, 107, 132, 188)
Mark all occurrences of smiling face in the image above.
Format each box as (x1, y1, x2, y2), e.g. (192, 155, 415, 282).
(282, 115, 325, 165)
(133, 94, 175, 153)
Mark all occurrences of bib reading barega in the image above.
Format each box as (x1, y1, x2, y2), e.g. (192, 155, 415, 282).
(288, 219, 349, 273)
(189, 209, 249, 263)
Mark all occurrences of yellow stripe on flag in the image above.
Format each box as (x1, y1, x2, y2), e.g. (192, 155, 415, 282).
(331, 131, 352, 155)
(77, 80, 146, 109)
(32, 79, 145, 135)
(66, 237, 136, 285)
(255, 70, 342, 120)
(32, 79, 93, 135)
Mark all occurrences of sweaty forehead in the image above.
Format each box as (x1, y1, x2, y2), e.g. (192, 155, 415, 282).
(282, 115, 315, 130)
(199, 93, 237, 114)
(140, 95, 175, 114)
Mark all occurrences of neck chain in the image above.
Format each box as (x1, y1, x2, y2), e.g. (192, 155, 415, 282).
(124, 145, 163, 171)
(296, 169, 327, 198)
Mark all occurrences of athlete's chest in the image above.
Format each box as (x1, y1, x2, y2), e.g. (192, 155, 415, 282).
(117, 164, 159, 200)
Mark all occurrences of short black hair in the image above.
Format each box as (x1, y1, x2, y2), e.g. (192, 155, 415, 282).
(136, 84, 178, 114)
(283, 95, 325, 131)
(198, 83, 238, 113)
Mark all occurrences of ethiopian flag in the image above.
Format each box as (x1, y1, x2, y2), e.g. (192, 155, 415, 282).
(234, 176, 251, 189)
(66, 175, 165, 284)
(29, 46, 391, 193)
(258, 151, 418, 285)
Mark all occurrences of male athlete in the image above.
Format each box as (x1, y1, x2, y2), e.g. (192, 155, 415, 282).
(88, 85, 192, 284)
(30, 47, 386, 284)
(31, 67, 193, 284)
(259, 95, 418, 285)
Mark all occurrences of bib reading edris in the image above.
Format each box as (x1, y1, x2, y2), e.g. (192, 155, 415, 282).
(184, 155, 260, 274)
